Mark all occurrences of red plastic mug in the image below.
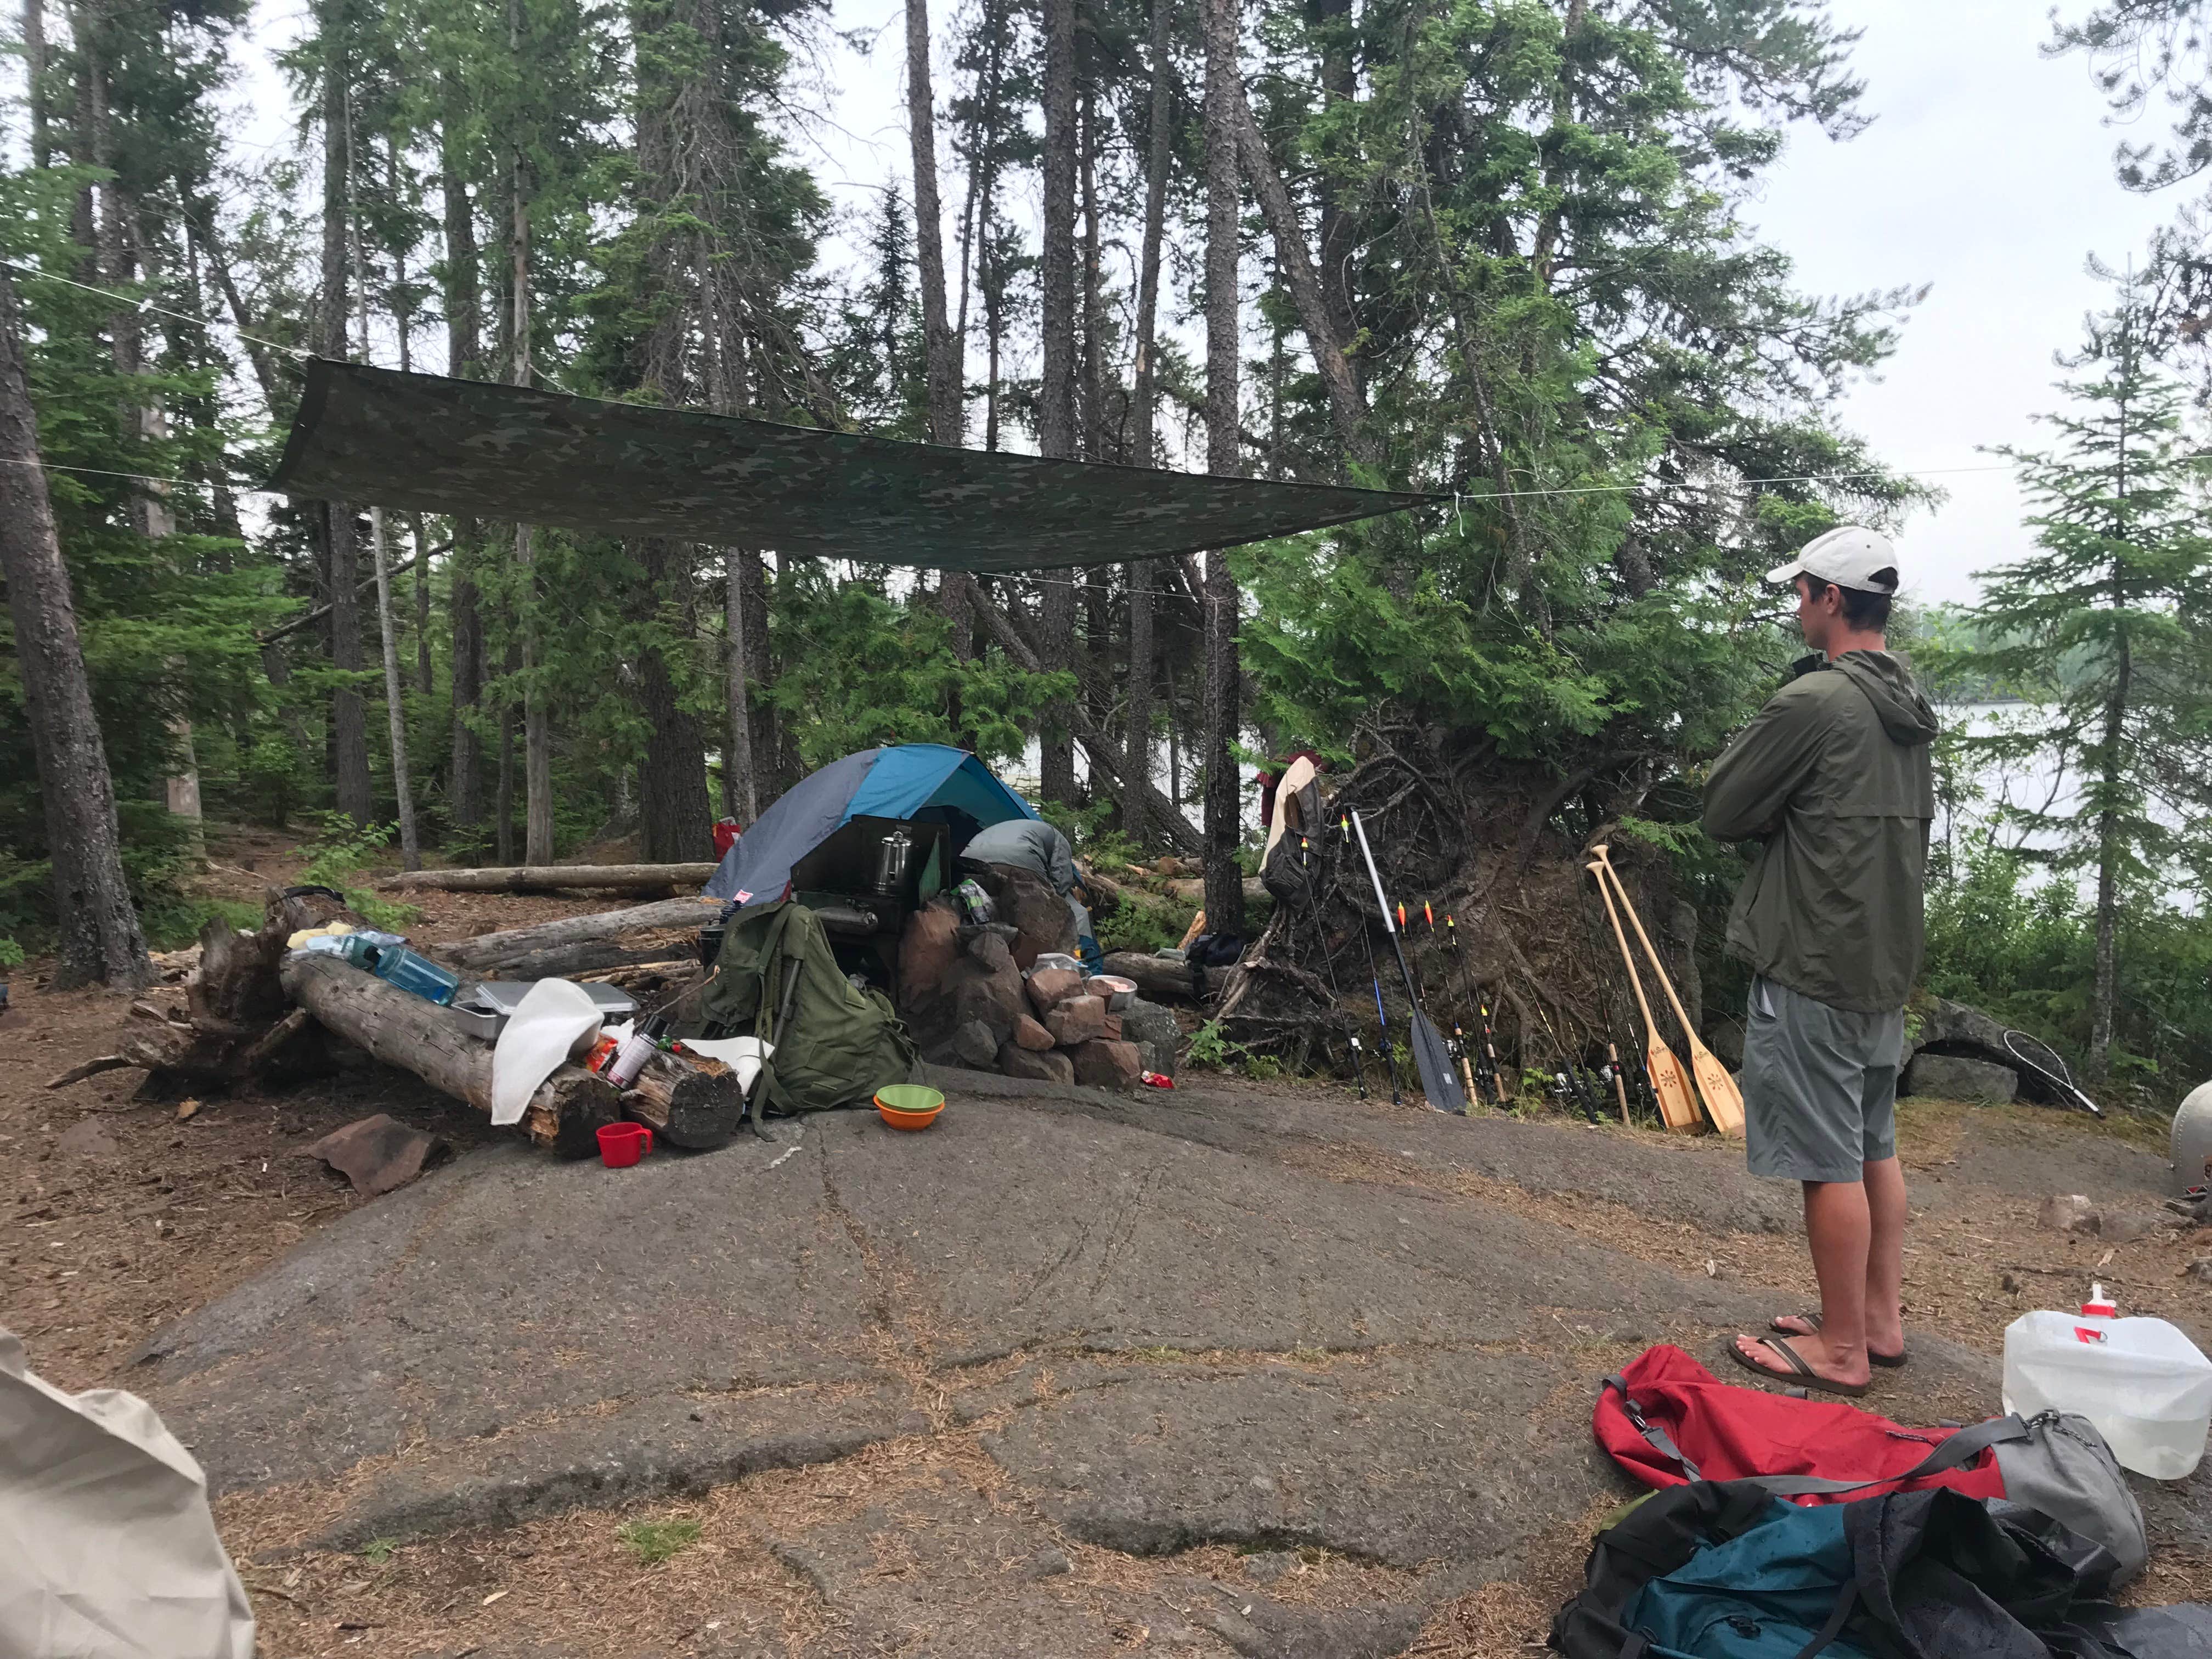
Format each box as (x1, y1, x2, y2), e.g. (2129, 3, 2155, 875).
(597, 1122, 653, 1168)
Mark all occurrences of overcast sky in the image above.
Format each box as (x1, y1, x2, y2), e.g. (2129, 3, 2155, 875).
(213, 0, 2189, 610)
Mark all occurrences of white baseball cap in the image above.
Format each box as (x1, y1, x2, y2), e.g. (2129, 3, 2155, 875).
(1765, 525, 1900, 593)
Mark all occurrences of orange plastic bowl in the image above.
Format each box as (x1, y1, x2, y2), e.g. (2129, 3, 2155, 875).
(875, 1085, 945, 1132)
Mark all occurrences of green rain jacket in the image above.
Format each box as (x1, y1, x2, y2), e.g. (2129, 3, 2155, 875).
(1702, 650, 1940, 1014)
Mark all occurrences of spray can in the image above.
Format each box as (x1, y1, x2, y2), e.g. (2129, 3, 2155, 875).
(606, 1016, 667, 1089)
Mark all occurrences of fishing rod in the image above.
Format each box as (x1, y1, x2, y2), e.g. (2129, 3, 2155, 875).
(1351, 810, 1468, 1114)
(1475, 992, 1510, 1107)
(1301, 832, 1369, 1097)
(1574, 855, 1649, 1124)
(1431, 908, 1481, 1104)
(1341, 815, 1404, 1104)
(1534, 998, 1603, 1126)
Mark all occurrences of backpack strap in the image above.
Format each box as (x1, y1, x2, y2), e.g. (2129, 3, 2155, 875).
(1745, 1414, 2030, 1497)
(1602, 1376, 2028, 1497)
(1793, 1580, 1860, 1658)
(1603, 1375, 1703, 1482)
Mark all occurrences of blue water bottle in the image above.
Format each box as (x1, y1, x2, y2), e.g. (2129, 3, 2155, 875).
(339, 933, 461, 1006)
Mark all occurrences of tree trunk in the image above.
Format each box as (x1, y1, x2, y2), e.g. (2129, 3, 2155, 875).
(1125, 0, 1172, 845)
(0, 267, 150, 989)
(440, 87, 487, 838)
(972, 589, 1203, 851)
(1227, 82, 1369, 464)
(369, 506, 422, 867)
(1036, 0, 1079, 806)
(25, 0, 51, 170)
(2088, 627, 2130, 1079)
(320, 2, 374, 825)
(634, 537, 714, 861)
(508, 0, 554, 865)
(906, 0, 961, 446)
(723, 546, 758, 819)
(1200, 0, 1246, 936)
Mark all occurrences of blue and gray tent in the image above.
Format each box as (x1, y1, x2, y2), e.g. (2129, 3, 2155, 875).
(703, 744, 1037, 907)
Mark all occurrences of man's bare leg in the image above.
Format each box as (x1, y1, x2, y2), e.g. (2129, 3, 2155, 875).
(1860, 1155, 1906, 1355)
(1775, 1155, 1906, 1357)
(1735, 1178, 1873, 1387)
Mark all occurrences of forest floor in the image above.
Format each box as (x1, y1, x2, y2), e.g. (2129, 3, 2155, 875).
(3, 823, 2210, 1659)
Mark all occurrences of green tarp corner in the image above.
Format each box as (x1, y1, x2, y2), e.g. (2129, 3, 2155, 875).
(268, 359, 1436, 573)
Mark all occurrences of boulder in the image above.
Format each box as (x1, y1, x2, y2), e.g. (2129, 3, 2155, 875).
(1071, 1038, 1143, 1092)
(998, 1042, 1075, 1086)
(1904, 997, 2014, 1068)
(963, 928, 1015, 976)
(1099, 1012, 1123, 1042)
(1046, 996, 1108, 1046)
(951, 960, 1024, 1046)
(2100, 1210, 2175, 1245)
(1011, 1014, 1056, 1052)
(949, 1020, 1000, 1070)
(1903, 1053, 2018, 1105)
(977, 863, 1075, 969)
(2040, 1194, 2100, 1235)
(1025, 966, 1086, 1017)
(1120, 997, 1180, 1081)
(898, 901, 961, 1006)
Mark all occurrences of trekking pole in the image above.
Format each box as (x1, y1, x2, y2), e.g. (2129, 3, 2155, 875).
(1341, 815, 1403, 1104)
(1302, 834, 1368, 1097)
(1350, 810, 1468, 1114)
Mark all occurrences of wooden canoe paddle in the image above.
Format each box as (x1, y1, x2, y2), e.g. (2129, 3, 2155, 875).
(1586, 859, 1701, 1132)
(1590, 845, 1746, 1138)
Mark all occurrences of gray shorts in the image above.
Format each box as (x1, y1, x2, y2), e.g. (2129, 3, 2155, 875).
(1741, 974, 1904, 1183)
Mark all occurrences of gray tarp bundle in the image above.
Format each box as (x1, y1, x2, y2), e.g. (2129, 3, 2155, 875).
(268, 359, 1437, 573)
(0, 1328, 255, 1657)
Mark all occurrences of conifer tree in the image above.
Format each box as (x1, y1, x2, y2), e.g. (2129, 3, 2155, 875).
(1961, 272, 2212, 1079)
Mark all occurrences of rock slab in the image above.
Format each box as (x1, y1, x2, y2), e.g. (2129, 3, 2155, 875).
(1904, 1053, 2018, 1105)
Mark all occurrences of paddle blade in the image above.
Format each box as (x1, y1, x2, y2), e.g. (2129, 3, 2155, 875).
(1690, 1047, 1745, 1137)
(1646, 1041, 1701, 1131)
(1409, 1011, 1468, 1114)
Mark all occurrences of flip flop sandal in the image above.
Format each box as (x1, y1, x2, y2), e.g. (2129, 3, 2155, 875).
(1727, 1334, 1870, 1397)
(1769, 1311, 1908, 1369)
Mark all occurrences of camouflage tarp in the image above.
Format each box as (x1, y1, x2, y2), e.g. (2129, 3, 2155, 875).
(268, 360, 1436, 572)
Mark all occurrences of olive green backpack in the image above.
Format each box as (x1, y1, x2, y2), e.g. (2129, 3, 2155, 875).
(683, 899, 917, 1122)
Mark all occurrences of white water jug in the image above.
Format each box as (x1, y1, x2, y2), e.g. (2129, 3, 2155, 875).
(2003, 1284, 2212, 1479)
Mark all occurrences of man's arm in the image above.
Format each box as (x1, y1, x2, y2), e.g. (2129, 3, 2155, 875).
(1702, 683, 1833, 842)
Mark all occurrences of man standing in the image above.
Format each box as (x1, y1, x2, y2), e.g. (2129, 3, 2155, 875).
(1703, 526, 1938, 1396)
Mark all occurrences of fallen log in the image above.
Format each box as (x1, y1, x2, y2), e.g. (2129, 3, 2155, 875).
(380, 862, 718, 895)
(281, 952, 619, 1157)
(469, 940, 695, 982)
(1101, 951, 1229, 1005)
(1165, 877, 1267, 907)
(430, 896, 716, 972)
(620, 1048, 741, 1149)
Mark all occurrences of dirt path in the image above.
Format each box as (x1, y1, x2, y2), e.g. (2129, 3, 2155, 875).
(4, 830, 2209, 1658)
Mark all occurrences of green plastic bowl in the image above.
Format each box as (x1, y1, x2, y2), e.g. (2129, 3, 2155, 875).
(875, 1084, 945, 1116)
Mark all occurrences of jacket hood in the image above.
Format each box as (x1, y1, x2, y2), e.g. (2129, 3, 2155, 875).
(1830, 650, 1939, 747)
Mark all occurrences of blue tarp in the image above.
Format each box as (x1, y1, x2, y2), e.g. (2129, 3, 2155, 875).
(703, 745, 1036, 906)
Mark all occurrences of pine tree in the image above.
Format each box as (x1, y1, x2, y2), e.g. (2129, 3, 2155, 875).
(1959, 272, 2212, 1080)
(0, 265, 150, 987)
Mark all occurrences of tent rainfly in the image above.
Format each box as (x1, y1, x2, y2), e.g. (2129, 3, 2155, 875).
(703, 744, 1035, 906)
(269, 360, 1437, 572)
